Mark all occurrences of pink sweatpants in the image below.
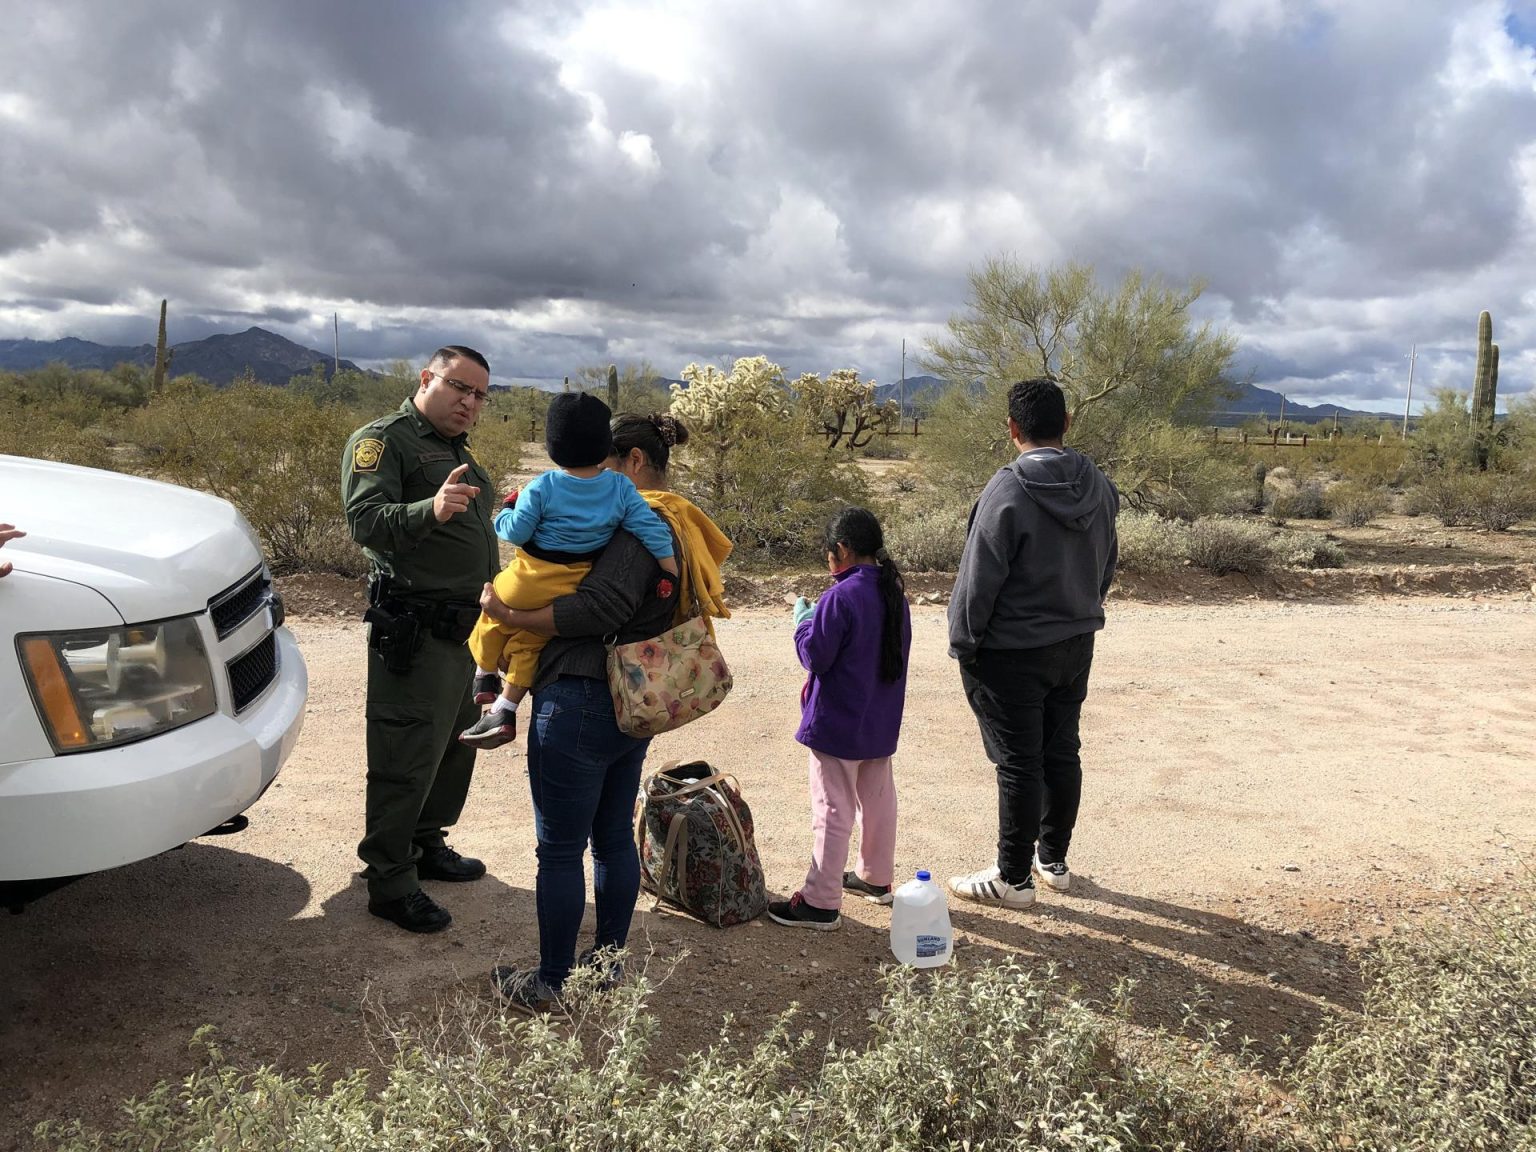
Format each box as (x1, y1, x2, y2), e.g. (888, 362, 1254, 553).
(801, 748, 897, 911)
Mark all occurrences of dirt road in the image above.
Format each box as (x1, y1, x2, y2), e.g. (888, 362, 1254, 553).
(5, 596, 1535, 1145)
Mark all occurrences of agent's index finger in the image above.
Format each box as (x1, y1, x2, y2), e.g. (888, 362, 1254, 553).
(444, 463, 470, 485)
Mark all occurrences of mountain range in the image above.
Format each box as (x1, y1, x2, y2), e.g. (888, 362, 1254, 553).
(875, 375, 1387, 426)
(0, 327, 366, 386)
(4, 328, 1392, 423)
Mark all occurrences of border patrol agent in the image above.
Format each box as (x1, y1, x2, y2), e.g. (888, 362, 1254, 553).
(342, 345, 499, 933)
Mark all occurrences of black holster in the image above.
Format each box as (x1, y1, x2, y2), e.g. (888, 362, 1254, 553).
(364, 601, 422, 674)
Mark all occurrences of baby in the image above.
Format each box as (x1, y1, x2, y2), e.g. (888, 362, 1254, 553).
(460, 392, 677, 748)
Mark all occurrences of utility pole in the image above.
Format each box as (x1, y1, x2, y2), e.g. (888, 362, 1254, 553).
(899, 338, 906, 422)
(333, 312, 341, 376)
(1401, 343, 1417, 439)
(1278, 394, 1286, 432)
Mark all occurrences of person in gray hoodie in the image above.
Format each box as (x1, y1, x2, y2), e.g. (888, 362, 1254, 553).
(946, 378, 1118, 908)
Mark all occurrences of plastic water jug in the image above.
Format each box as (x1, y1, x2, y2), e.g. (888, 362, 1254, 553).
(890, 870, 952, 967)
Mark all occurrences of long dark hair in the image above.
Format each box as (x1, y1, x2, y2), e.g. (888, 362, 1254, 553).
(611, 413, 689, 473)
(824, 507, 906, 682)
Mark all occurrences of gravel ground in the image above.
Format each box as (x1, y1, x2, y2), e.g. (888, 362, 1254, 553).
(4, 594, 1535, 1146)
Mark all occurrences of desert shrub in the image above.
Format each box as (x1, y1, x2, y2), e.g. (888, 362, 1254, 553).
(1184, 517, 1279, 576)
(1411, 470, 1536, 531)
(0, 374, 124, 470)
(1407, 470, 1474, 525)
(881, 490, 970, 570)
(854, 433, 911, 461)
(1269, 480, 1328, 520)
(38, 961, 1298, 1152)
(1310, 437, 1413, 488)
(1115, 510, 1189, 575)
(1274, 530, 1346, 569)
(673, 408, 870, 560)
(1467, 472, 1536, 531)
(1296, 892, 1536, 1151)
(127, 379, 364, 575)
(1324, 481, 1390, 527)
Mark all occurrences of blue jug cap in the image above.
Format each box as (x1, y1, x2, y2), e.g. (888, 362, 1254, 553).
(915, 869, 931, 882)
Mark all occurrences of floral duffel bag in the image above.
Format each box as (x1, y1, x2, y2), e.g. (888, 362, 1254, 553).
(635, 760, 767, 928)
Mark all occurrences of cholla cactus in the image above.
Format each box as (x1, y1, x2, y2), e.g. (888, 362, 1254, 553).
(669, 357, 791, 500)
(669, 356, 790, 433)
(793, 368, 898, 450)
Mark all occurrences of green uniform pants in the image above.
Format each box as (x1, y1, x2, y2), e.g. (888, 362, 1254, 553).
(359, 629, 479, 901)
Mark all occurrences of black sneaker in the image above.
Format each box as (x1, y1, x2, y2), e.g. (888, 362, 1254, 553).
(417, 844, 486, 882)
(842, 871, 894, 905)
(472, 673, 503, 706)
(491, 966, 559, 1015)
(369, 888, 452, 933)
(767, 892, 841, 931)
(459, 709, 516, 748)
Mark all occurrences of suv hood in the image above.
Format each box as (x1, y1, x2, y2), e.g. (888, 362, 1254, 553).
(1, 455, 264, 623)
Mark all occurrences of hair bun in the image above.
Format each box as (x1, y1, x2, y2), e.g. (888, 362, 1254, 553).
(653, 414, 680, 447)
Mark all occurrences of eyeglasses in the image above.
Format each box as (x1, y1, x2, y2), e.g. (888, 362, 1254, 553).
(430, 371, 493, 405)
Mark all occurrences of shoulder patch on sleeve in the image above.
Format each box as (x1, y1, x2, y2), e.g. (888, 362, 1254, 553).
(352, 438, 386, 473)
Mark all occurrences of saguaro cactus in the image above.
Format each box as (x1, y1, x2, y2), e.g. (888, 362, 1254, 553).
(607, 363, 619, 412)
(1471, 311, 1500, 468)
(151, 299, 170, 393)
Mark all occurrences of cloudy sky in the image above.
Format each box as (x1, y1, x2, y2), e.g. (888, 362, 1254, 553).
(2, 1, 1534, 412)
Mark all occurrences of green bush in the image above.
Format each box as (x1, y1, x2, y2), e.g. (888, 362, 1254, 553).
(1269, 481, 1328, 520)
(128, 380, 364, 575)
(1116, 510, 1189, 575)
(674, 411, 870, 560)
(1325, 481, 1389, 528)
(38, 961, 1297, 1152)
(1274, 530, 1346, 569)
(1296, 893, 1536, 1150)
(0, 373, 125, 471)
(1411, 470, 1536, 531)
(880, 490, 971, 570)
(1184, 517, 1280, 576)
(1467, 472, 1536, 531)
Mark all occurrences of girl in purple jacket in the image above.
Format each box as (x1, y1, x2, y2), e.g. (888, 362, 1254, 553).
(769, 507, 912, 930)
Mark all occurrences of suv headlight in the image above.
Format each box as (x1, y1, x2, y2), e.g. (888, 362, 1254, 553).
(17, 617, 217, 753)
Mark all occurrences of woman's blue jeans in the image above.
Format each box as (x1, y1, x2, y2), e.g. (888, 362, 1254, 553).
(526, 675, 650, 990)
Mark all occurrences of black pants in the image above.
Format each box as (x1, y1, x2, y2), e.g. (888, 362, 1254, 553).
(959, 633, 1095, 885)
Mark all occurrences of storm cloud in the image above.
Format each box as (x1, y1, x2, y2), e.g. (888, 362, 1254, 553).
(2, 0, 1534, 409)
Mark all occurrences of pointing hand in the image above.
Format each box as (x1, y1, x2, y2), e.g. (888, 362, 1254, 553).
(0, 523, 23, 579)
(433, 464, 481, 523)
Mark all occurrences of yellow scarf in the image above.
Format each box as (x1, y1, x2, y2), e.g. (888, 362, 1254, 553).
(641, 489, 732, 630)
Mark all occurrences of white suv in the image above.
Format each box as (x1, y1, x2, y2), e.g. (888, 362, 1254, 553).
(0, 454, 308, 906)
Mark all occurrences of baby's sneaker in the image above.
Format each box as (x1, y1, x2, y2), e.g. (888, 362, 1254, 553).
(460, 709, 516, 749)
(472, 672, 503, 706)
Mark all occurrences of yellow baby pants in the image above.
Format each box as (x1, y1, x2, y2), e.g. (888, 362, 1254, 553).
(467, 550, 593, 690)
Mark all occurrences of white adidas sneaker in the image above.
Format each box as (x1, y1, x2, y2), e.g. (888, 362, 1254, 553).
(947, 865, 1035, 908)
(1033, 853, 1071, 892)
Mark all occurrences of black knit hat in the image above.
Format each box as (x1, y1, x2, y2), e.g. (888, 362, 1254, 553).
(544, 392, 614, 467)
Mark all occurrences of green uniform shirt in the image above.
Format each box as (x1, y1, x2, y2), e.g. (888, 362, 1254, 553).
(342, 399, 498, 600)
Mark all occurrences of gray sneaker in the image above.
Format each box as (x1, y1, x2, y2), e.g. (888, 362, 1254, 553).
(491, 966, 559, 1015)
(459, 709, 516, 749)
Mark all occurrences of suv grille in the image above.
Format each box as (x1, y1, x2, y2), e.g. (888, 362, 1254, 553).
(209, 569, 270, 639)
(227, 633, 278, 713)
